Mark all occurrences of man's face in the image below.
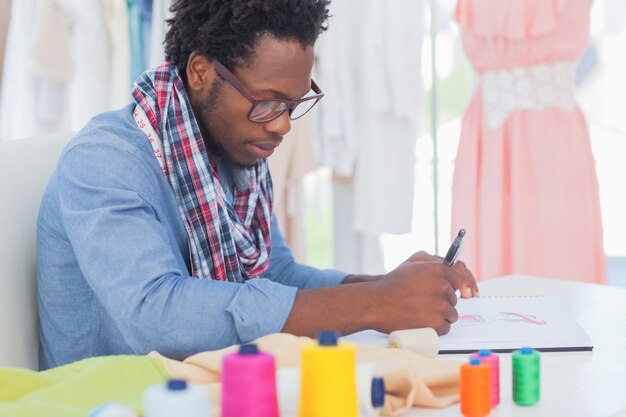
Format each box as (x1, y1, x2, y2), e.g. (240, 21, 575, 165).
(187, 36, 315, 168)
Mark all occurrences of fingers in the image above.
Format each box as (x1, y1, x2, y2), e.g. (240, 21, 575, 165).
(442, 265, 465, 292)
(446, 285, 458, 307)
(428, 292, 458, 335)
(440, 273, 459, 334)
(453, 260, 479, 298)
(432, 301, 458, 335)
(445, 303, 459, 323)
(405, 250, 437, 263)
(436, 319, 452, 335)
(381, 261, 462, 335)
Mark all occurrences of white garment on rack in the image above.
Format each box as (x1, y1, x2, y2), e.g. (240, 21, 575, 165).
(355, 0, 425, 235)
(29, 0, 73, 84)
(103, 0, 131, 108)
(0, 0, 66, 141)
(605, 0, 626, 33)
(28, 0, 71, 129)
(314, 0, 363, 178)
(268, 112, 320, 262)
(149, 0, 173, 68)
(54, 0, 111, 130)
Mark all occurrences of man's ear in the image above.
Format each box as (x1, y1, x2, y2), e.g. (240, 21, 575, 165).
(186, 53, 217, 93)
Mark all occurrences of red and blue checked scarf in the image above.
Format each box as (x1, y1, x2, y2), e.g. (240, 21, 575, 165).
(131, 63, 273, 282)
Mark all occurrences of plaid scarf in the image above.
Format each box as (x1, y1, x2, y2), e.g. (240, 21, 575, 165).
(131, 63, 273, 282)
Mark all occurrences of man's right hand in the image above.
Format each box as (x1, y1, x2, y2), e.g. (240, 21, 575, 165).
(371, 261, 463, 335)
(282, 259, 466, 338)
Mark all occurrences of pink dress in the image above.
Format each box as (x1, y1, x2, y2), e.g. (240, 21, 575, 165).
(451, 0, 606, 283)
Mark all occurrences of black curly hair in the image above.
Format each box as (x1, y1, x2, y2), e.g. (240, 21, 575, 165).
(164, 0, 331, 73)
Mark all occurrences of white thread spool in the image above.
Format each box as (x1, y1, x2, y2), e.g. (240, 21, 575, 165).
(388, 328, 440, 358)
(143, 379, 210, 417)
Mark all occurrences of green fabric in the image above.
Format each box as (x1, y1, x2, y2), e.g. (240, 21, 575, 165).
(0, 355, 169, 417)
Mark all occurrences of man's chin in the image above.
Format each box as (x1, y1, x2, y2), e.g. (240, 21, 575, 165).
(226, 153, 260, 169)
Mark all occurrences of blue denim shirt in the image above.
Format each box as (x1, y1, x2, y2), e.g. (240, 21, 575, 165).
(37, 104, 347, 369)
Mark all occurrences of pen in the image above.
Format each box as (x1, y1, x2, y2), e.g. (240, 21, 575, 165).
(443, 229, 466, 266)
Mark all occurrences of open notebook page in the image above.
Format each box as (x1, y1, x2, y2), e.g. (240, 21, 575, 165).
(439, 295, 592, 353)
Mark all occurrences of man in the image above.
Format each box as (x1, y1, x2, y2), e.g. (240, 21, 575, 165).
(37, 0, 478, 370)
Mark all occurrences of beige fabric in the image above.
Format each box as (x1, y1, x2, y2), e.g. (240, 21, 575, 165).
(268, 116, 319, 261)
(150, 333, 461, 417)
(0, 0, 10, 82)
(29, 0, 73, 83)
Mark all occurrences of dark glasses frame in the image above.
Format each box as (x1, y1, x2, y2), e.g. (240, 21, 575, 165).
(213, 60, 324, 123)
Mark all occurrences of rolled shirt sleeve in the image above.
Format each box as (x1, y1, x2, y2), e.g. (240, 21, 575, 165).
(226, 278, 297, 341)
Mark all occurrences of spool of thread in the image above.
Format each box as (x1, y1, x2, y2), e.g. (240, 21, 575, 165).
(371, 377, 385, 410)
(470, 350, 499, 407)
(512, 347, 540, 406)
(222, 343, 279, 417)
(88, 403, 138, 417)
(299, 331, 358, 417)
(388, 328, 440, 358)
(460, 358, 491, 417)
(143, 379, 210, 417)
(356, 363, 385, 417)
(277, 363, 384, 417)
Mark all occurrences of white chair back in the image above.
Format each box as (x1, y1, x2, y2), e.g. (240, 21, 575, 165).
(0, 133, 72, 369)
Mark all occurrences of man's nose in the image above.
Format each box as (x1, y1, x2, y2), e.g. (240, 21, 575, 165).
(264, 111, 291, 136)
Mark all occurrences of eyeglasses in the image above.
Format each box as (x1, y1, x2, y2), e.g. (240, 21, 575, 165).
(213, 60, 324, 123)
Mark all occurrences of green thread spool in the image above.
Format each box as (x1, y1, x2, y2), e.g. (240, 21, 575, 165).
(512, 347, 540, 405)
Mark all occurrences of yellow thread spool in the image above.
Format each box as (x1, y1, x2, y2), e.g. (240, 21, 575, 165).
(299, 331, 358, 417)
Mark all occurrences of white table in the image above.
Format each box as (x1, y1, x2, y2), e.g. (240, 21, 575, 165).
(355, 275, 626, 417)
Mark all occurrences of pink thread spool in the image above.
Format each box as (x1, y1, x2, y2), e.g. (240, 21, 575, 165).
(222, 344, 279, 417)
(470, 350, 500, 407)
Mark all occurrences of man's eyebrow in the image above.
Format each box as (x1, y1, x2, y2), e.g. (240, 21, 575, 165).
(258, 88, 293, 100)
(259, 87, 309, 100)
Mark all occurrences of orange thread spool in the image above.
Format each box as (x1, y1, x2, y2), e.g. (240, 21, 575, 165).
(461, 358, 491, 417)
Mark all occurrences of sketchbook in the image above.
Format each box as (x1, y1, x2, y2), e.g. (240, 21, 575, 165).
(438, 295, 593, 353)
